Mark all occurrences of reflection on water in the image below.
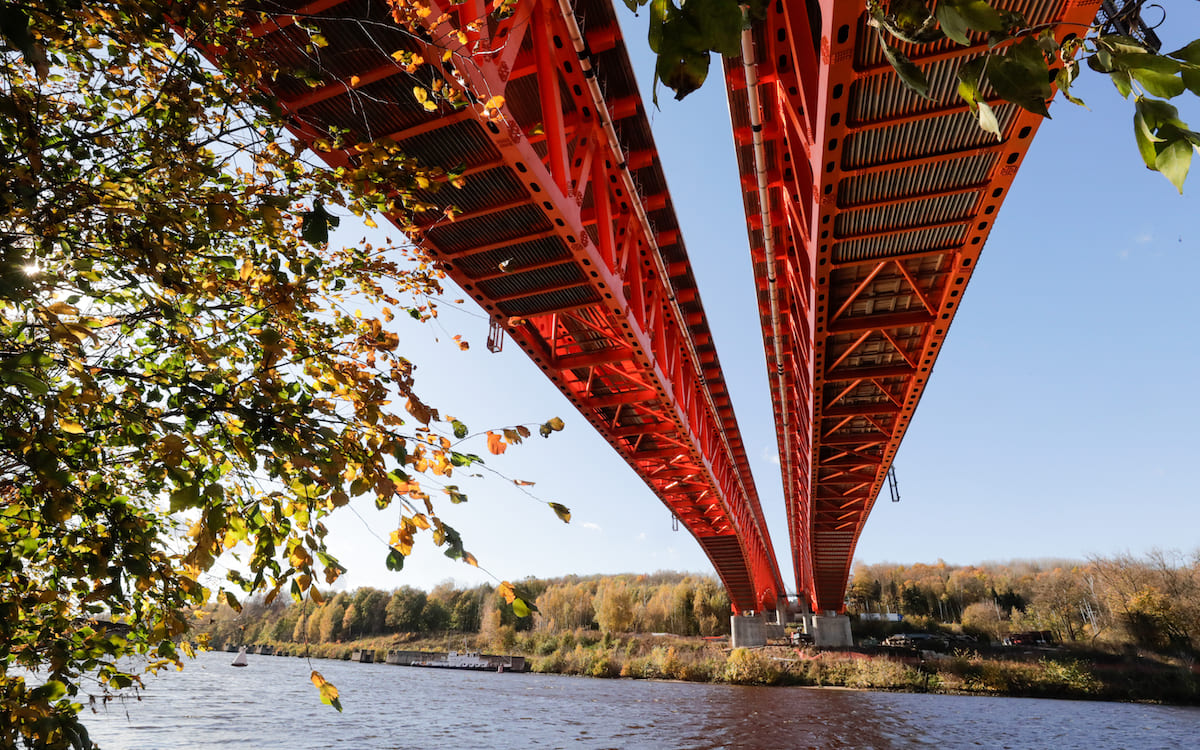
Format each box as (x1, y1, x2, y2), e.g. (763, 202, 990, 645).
(82, 650, 1199, 749)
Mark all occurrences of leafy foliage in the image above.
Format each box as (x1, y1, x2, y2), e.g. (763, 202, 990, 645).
(869, 0, 1200, 191)
(622, 0, 768, 103)
(0, 1, 566, 744)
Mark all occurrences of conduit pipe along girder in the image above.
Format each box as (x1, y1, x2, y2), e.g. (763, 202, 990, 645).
(554, 0, 784, 608)
(739, 12, 795, 602)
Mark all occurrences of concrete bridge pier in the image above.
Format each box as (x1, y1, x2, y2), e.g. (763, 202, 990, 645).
(729, 606, 787, 648)
(801, 612, 853, 647)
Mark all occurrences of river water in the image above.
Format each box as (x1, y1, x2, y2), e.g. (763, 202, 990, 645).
(80, 651, 1198, 749)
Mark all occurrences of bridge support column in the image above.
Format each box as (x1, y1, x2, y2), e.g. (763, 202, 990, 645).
(810, 614, 853, 648)
(730, 613, 766, 648)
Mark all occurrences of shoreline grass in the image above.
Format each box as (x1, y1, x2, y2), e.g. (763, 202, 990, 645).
(233, 631, 1199, 706)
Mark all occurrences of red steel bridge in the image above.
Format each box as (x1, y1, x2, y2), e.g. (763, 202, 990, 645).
(240, 0, 1101, 615)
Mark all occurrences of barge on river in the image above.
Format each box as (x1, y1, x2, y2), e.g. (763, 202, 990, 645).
(387, 649, 526, 672)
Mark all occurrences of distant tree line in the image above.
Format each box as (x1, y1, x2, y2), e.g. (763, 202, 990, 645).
(196, 572, 732, 648)
(847, 551, 1200, 654)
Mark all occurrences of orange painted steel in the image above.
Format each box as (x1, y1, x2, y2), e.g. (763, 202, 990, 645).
(726, 0, 1103, 613)
(239, 0, 784, 612)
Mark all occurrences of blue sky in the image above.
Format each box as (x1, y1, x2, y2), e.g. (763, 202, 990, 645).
(325, 6, 1200, 597)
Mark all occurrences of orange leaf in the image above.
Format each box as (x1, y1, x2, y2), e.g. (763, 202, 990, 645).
(485, 431, 507, 455)
(497, 580, 516, 604)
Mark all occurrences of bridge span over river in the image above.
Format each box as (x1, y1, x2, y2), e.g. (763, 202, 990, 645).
(238, 0, 1109, 642)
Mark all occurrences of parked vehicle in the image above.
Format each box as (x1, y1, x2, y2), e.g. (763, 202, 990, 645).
(882, 633, 946, 651)
(1004, 630, 1055, 646)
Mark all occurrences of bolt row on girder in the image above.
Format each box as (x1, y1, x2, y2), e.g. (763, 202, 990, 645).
(236, 0, 784, 612)
(728, 0, 1104, 613)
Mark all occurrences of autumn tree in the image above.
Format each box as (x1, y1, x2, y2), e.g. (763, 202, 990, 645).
(0, 0, 561, 744)
(593, 579, 637, 634)
(961, 600, 1006, 641)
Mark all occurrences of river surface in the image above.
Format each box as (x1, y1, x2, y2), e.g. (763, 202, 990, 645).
(80, 650, 1198, 749)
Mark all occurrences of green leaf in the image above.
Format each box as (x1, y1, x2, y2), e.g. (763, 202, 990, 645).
(686, 0, 744, 59)
(935, 3, 971, 46)
(386, 547, 405, 571)
(451, 419, 468, 439)
(1167, 39, 1200, 65)
(1111, 69, 1133, 99)
(647, 0, 668, 53)
(1137, 97, 1182, 131)
(548, 502, 571, 523)
(0, 367, 49, 394)
(1130, 68, 1186, 99)
(1182, 69, 1200, 97)
(1133, 109, 1161, 170)
(986, 38, 1051, 117)
(952, 0, 1006, 33)
(936, 0, 1004, 46)
(300, 200, 339, 246)
(441, 524, 465, 560)
(956, 57, 988, 110)
(512, 597, 531, 618)
(169, 481, 200, 512)
(1155, 135, 1193, 193)
(1113, 51, 1183, 76)
(878, 32, 930, 99)
(446, 485, 468, 504)
(31, 679, 67, 702)
(1055, 66, 1086, 107)
(1111, 52, 1185, 98)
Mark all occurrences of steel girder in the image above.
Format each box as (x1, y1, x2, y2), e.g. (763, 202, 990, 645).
(239, 0, 784, 612)
(726, 0, 1102, 613)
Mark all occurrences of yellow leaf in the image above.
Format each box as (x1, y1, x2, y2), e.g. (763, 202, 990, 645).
(46, 302, 78, 315)
(364, 216, 377, 228)
(548, 502, 571, 524)
(350, 75, 361, 87)
(310, 671, 342, 711)
(58, 420, 85, 435)
(463, 551, 478, 567)
(482, 95, 505, 111)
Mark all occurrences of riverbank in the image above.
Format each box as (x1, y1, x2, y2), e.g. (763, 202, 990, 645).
(228, 631, 1199, 705)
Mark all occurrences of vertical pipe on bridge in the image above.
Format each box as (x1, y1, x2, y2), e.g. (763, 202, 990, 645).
(740, 15, 802, 609)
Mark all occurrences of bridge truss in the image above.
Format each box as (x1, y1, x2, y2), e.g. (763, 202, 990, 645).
(726, 0, 1103, 613)
(240, 0, 785, 612)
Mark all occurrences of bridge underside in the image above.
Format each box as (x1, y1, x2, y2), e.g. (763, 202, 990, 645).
(236, 0, 784, 611)
(727, 0, 1102, 612)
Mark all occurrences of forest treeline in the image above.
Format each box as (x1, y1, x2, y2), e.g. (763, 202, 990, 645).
(848, 550, 1200, 653)
(197, 572, 733, 649)
(198, 550, 1200, 657)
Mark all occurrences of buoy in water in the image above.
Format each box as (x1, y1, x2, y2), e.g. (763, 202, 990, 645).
(231, 646, 248, 667)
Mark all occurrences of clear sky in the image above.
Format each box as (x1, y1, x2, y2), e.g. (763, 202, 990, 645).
(324, 5, 1200, 598)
